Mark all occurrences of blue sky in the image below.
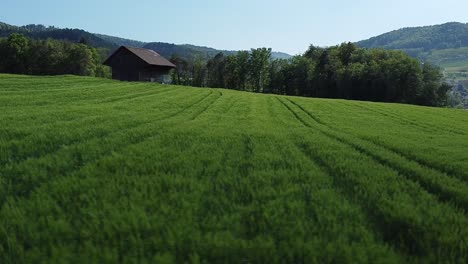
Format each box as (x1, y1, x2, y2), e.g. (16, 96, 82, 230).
(2, 0, 467, 54)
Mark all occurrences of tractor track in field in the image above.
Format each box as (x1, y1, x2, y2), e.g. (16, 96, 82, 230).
(0, 82, 128, 93)
(277, 99, 468, 257)
(189, 91, 223, 120)
(206, 93, 239, 123)
(1, 91, 217, 204)
(0, 87, 187, 163)
(294, 141, 443, 258)
(362, 136, 468, 182)
(284, 98, 326, 125)
(1, 86, 180, 133)
(321, 130, 468, 212)
(0, 90, 214, 167)
(222, 94, 239, 115)
(265, 100, 401, 251)
(2, 85, 176, 122)
(99, 86, 175, 103)
(159, 91, 215, 121)
(283, 98, 467, 181)
(276, 97, 468, 212)
(341, 101, 466, 136)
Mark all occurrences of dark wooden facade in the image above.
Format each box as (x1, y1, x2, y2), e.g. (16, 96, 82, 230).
(103, 46, 176, 83)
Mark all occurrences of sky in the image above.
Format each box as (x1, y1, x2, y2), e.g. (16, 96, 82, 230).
(2, 0, 468, 55)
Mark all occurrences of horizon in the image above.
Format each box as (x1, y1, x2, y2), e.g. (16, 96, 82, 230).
(2, 0, 468, 55)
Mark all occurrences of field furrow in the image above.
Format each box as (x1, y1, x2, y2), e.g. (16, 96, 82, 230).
(283, 99, 468, 209)
(275, 100, 468, 260)
(0, 89, 212, 166)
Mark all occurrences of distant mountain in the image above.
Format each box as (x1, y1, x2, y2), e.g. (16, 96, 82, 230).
(143, 42, 239, 61)
(0, 21, 292, 62)
(0, 22, 116, 50)
(94, 33, 146, 48)
(143, 42, 291, 61)
(356, 22, 468, 66)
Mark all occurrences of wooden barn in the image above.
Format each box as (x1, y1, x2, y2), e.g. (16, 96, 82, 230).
(103, 46, 176, 83)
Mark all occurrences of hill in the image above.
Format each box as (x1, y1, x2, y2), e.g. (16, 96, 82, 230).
(356, 22, 468, 68)
(143, 42, 237, 61)
(143, 42, 292, 61)
(357, 22, 468, 69)
(94, 33, 147, 48)
(0, 21, 292, 61)
(0, 22, 117, 50)
(356, 22, 468, 58)
(0, 74, 467, 262)
(356, 22, 468, 107)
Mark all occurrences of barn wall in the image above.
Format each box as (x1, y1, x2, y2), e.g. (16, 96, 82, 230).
(106, 48, 174, 83)
(106, 48, 147, 81)
(138, 67, 173, 83)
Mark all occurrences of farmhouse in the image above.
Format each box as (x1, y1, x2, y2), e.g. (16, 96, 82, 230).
(103, 46, 176, 83)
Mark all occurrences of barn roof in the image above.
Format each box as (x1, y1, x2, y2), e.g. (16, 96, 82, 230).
(104, 46, 176, 68)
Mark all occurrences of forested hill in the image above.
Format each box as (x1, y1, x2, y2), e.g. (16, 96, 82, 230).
(356, 22, 468, 64)
(143, 42, 292, 61)
(0, 22, 116, 50)
(94, 33, 146, 49)
(357, 22, 468, 51)
(0, 22, 291, 61)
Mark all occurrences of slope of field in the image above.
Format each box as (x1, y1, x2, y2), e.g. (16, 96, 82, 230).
(0, 75, 467, 262)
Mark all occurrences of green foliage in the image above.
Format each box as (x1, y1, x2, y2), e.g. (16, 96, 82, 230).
(0, 22, 116, 51)
(0, 75, 467, 262)
(248, 48, 272, 93)
(206, 53, 227, 88)
(198, 43, 449, 107)
(356, 22, 468, 83)
(0, 34, 111, 78)
(1, 33, 29, 73)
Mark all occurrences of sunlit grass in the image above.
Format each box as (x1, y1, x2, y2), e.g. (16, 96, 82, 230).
(0, 74, 467, 263)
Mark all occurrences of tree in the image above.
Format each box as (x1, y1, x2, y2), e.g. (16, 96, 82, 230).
(170, 54, 189, 85)
(235, 51, 250, 90)
(206, 52, 226, 88)
(4, 33, 29, 73)
(417, 63, 450, 106)
(248, 48, 271, 93)
(0, 33, 109, 78)
(191, 56, 206, 87)
(337, 42, 357, 66)
(79, 36, 89, 45)
(65, 44, 97, 76)
(266, 59, 289, 94)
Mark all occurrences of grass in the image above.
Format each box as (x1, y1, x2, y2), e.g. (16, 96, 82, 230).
(423, 47, 468, 81)
(425, 47, 468, 67)
(445, 65, 468, 72)
(0, 74, 467, 263)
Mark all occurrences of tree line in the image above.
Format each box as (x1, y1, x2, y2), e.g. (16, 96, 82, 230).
(170, 43, 451, 106)
(0, 33, 450, 107)
(0, 33, 110, 77)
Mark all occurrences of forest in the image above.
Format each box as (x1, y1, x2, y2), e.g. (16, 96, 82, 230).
(171, 43, 451, 107)
(0, 33, 110, 77)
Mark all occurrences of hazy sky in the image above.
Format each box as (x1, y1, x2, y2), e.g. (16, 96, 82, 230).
(2, 0, 467, 54)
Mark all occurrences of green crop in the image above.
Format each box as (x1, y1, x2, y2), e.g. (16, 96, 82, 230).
(0, 74, 467, 263)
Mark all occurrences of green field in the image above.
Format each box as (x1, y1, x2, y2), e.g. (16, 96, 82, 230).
(1, 75, 468, 263)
